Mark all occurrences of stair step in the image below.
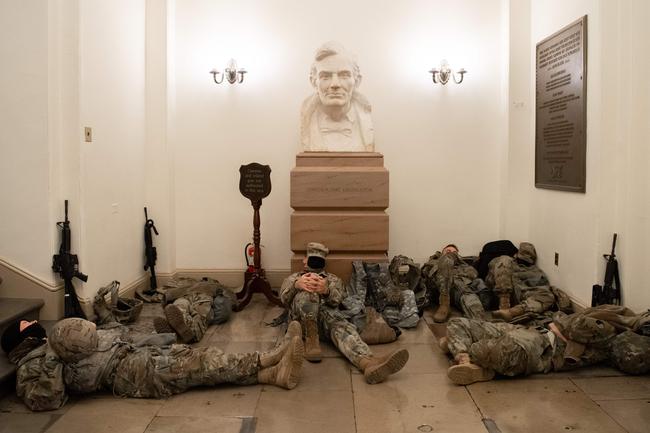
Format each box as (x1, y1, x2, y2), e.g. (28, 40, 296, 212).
(0, 298, 45, 389)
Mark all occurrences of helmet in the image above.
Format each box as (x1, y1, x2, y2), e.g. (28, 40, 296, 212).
(110, 297, 144, 324)
(610, 331, 650, 375)
(49, 318, 98, 363)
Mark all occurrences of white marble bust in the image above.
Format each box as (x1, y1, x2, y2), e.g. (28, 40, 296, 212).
(301, 42, 375, 152)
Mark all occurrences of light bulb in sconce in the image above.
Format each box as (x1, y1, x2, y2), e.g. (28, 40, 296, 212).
(210, 59, 247, 84)
(429, 59, 466, 85)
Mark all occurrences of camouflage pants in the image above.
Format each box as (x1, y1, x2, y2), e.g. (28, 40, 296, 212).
(519, 287, 555, 314)
(447, 317, 554, 377)
(449, 283, 487, 320)
(435, 255, 486, 319)
(486, 256, 514, 298)
(112, 344, 259, 398)
(290, 290, 372, 368)
(172, 292, 215, 343)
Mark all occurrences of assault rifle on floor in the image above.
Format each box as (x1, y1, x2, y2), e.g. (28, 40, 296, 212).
(143, 207, 159, 294)
(591, 233, 621, 306)
(52, 200, 88, 318)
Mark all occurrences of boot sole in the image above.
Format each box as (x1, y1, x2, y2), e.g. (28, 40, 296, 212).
(364, 349, 409, 384)
(447, 364, 495, 385)
(164, 304, 194, 343)
(153, 317, 175, 335)
(286, 321, 302, 340)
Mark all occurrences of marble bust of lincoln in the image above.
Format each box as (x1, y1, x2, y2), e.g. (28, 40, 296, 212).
(300, 42, 375, 152)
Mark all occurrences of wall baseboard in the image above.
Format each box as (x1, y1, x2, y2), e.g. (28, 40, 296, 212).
(1, 258, 291, 320)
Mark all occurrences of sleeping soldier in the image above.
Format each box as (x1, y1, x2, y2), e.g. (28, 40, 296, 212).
(440, 304, 650, 385)
(1, 317, 304, 411)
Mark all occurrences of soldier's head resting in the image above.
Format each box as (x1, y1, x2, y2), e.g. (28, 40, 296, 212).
(305, 242, 329, 271)
(1, 320, 47, 354)
(442, 244, 459, 255)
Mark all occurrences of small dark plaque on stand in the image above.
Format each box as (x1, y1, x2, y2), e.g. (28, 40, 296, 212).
(234, 163, 282, 311)
(535, 15, 587, 192)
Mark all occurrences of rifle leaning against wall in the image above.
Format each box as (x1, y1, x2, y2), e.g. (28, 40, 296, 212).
(52, 200, 88, 318)
(591, 233, 621, 306)
(143, 207, 159, 294)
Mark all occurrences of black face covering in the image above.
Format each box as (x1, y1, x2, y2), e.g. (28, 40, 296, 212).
(307, 256, 325, 271)
(1, 321, 47, 354)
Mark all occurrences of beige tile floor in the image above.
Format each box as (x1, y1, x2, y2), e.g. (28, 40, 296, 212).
(1, 298, 648, 433)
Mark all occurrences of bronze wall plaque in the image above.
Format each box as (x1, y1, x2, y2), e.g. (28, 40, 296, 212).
(535, 15, 587, 192)
(239, 163, 271, 202)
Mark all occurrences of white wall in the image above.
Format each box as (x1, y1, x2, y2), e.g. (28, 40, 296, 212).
(505, 0, 650, 309)
(172, 0, 508, 270)
(0, 1, 54, 283)
(78, 0, 147, 297)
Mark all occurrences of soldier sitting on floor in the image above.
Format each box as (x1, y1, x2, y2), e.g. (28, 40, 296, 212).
(1, 317, 304, 411)
(439, 304, 650, 385)
(280, 242, 409, 384)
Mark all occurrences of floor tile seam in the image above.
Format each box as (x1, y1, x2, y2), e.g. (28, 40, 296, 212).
(592, 397, 650, 402)
(348, 364, 359, 433)
(568, 377, 631, 433)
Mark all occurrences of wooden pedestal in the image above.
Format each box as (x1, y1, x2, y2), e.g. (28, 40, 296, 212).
(290, 152, 389, 283)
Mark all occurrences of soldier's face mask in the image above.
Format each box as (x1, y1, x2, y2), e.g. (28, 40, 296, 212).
(307, 256, 326, 270)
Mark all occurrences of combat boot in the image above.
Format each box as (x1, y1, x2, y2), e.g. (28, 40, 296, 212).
(493, 304, 526, 322)
(153, 316, 175, 335)
(498, 293, 511, 310)
(447, 352, 495, 385)
(164, 304, 194, 343)
(259, 321, 302, 368)
(360, 307, 397, 345)
(433, 293, 450, 323)
(359, 348, 409, 384)
(258, 336, 304, 390)
(304, 319, 322, 363)
(438, 336, 450, 354)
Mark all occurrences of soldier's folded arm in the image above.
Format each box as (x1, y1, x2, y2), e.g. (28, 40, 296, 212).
(16, 345, 68, 411)
(280, 274, 301, 306)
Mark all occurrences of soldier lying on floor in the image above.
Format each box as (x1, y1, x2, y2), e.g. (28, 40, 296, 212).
(486, 242, 573, 321)
(280, 242, 409, 383)
(1, 318, 304, 411)
(138, 277, 235, 343)
(440, 304, 650, 385)
(421, 244, 490, 322)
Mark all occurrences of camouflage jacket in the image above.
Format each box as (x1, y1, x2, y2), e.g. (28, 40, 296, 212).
(280, 270, 344, 308)
(552, 305, 650, 369)
(15, 326, 175, 411)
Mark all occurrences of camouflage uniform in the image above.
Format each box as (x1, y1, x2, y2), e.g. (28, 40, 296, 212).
(447, 317, 559, 376)
(280, 271, 372, 368)
(161, 277, 235, 343)
(486, 243, 567, 315)
(15, 324, 258, 412)
(447, 305, 650, 378)
(421, 252, 487, 319)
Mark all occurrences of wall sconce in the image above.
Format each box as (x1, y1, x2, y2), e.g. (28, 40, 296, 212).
(210, 59, 247, 84)
(429, 59, 466, 85)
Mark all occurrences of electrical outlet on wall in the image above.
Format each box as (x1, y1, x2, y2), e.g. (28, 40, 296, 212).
(84, 127, 92, 142)
(111, 203, 119, 214)
(554, 252, 559, 266)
